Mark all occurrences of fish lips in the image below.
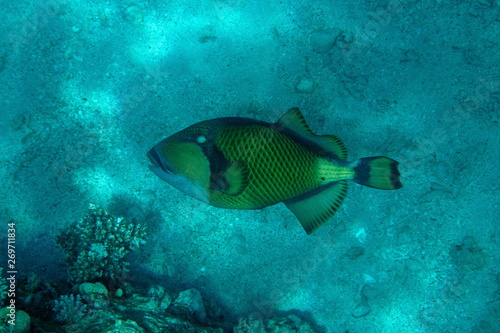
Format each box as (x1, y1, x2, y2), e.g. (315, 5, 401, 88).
(147, 147, 174, 174)
(147, 147, 210, 203)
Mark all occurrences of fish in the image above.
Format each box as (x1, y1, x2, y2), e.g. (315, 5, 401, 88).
(147, 108, 402, 235)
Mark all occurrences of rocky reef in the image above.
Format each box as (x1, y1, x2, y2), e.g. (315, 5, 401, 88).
(2, 205, 320, 332)
(10, 274, 317, 332)
(55, 203, 147, 286)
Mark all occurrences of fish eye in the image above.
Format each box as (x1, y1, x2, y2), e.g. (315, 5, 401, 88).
(196, 135, 207, 145)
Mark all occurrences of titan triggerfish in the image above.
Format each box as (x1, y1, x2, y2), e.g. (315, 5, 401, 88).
(147, 108, 402, 234)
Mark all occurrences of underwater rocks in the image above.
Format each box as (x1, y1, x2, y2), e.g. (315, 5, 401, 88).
(50, 281, 225, 332)
(295, 76, 314, 93)
(234, 314, 316, 333)
(20, 205, 320, 332)
(139, 314, 224, 333)
(122, 4, 143, 26)
(351, 302, 371, 318)
(106, 319, 145, 333)
(123, 284, 172, 313)
(56, 203, 147, 285)
(18, 271, 318, 332)
(169, 288, 207, 322)
(79, 282, 109, 309)
(344, 246, 365, 260)
(310, 28, 342, 54)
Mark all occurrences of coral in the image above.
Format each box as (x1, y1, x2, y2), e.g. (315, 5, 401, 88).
(17, 273, 57, 320)
(48, 282, 224, 332)
(56, 203, 147, 285)
(79, 282, 109, 309)
(0, 268, 8, 303)
(53, 293, 117, 331)
(0, 308, 31, 333)
(52, 294, 88, 324)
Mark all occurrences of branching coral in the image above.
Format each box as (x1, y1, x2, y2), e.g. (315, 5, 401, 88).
(56, 203, 147, 285)
(53, 294, 88, 324)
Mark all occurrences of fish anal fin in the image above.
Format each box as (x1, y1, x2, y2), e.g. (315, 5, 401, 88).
(284, 180, 348, 235)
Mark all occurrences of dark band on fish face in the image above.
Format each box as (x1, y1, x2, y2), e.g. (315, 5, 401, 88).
(176, 126, 237, 192)
(207, 144, 232, 192)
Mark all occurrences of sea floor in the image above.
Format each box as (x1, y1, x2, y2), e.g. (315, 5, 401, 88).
(0, 0, 499, 332)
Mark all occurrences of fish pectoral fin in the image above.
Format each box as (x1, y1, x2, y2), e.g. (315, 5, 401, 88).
(284, 180, 348, 235)
(210, 161, 249, 196)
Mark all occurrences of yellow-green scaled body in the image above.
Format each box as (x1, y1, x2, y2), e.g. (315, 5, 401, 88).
(148, 108, 402, 234)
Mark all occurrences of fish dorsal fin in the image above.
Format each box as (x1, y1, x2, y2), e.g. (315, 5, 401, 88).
(277, 108, 348, 160)
(316, 134, 348, 160)
(277, 107, 314, 135)
(284, 180, 348, 235)
(210, 161, 249, 196)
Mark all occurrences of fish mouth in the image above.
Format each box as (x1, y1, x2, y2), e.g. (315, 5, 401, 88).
(147, 146, 209, 202)
(147, 148, 175, 174)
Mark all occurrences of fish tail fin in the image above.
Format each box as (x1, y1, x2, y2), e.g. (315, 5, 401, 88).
(353, 156, 402, 190)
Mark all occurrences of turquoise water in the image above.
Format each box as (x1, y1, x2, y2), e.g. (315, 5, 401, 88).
(0, 0, 499, 332)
